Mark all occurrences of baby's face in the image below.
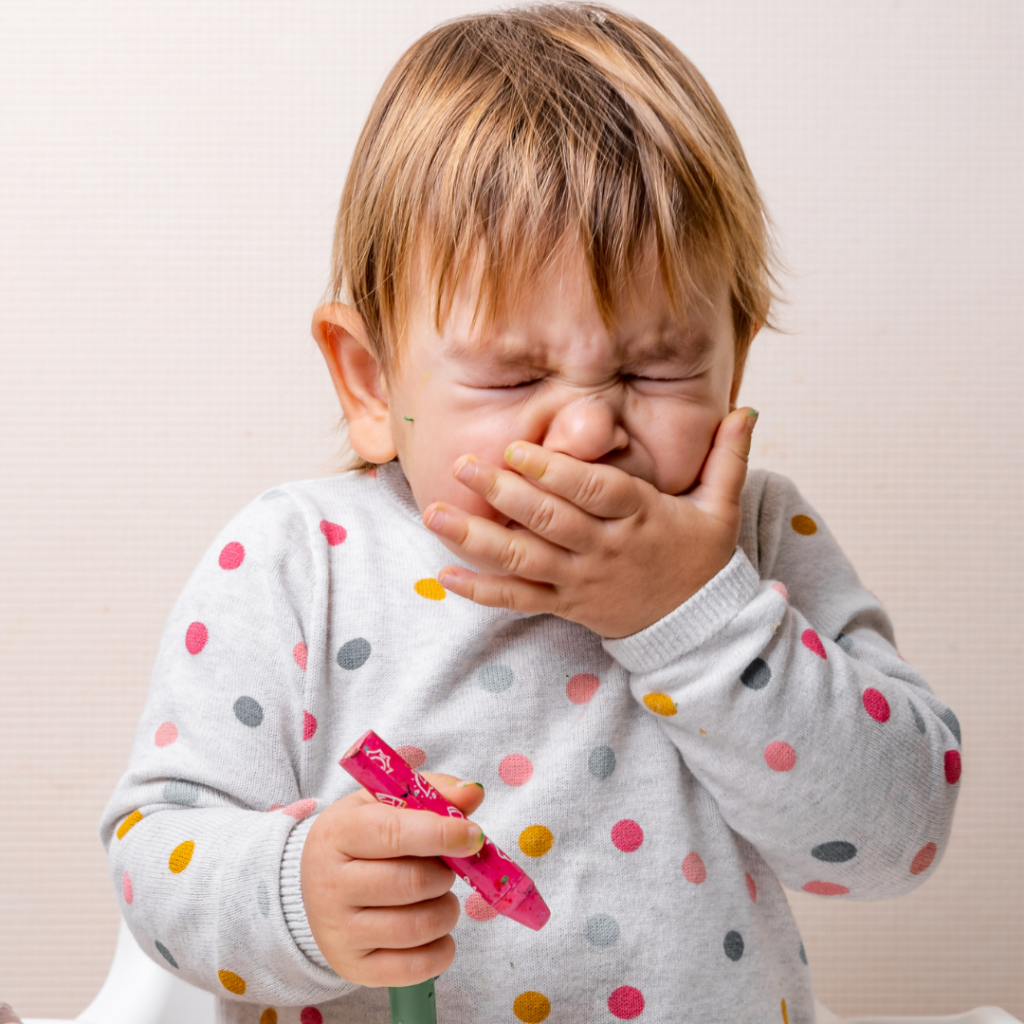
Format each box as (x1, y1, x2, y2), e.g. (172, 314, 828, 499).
(383, 246, 738, 527)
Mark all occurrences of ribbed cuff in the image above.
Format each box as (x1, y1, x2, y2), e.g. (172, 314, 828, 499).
(280, 814, 333, 971)
(603, 548, 760, 673)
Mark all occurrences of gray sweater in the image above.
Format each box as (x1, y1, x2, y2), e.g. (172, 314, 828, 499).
(101, 462, 961, 1023)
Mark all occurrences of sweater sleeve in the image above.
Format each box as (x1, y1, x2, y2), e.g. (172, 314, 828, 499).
(603, 471, 961, 900)
(99, 489, 357, 1004)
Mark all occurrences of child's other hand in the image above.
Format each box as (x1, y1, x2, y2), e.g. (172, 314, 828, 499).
(301, 775, 486, 987)
(425, 407, 757, 638)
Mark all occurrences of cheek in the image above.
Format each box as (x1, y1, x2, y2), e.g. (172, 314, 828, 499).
(639, 403, 722, 494)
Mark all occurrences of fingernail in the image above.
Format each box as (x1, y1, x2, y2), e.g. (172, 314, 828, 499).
(455, 780, 485, 790)
(437, 569, 453, 587)
(505, 445, 525, 467)
(454, 456, 476, 483)
(745, 408, 759, 434)
(448, 823, 483, 851)
(426, 505, 447, 530)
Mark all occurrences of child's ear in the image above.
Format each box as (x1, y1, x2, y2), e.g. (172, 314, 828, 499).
(312, 303, 398, 464)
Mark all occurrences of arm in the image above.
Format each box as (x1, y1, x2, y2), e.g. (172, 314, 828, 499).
(99, 490, 352, 1003)
(604, 471, 960, 898)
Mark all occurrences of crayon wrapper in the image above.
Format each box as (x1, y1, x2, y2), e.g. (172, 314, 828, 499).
(340, 731, 528, 908)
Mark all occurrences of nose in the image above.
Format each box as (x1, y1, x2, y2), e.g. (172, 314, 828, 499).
(542, 395, 629, 463)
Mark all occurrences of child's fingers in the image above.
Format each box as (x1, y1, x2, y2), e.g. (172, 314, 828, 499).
(502, 442, 643, 520)
(450, 455, 599, 553)
(329, 800, 485, 862)
(350, 935, 457, 989)
(425, 774, 487, 818)
(425, 502, 569, 583)
(346, 892, 462, 952)
(341, 855, 458, 908)
(436, 565, 560, 616)
(689, 407, 757, 518)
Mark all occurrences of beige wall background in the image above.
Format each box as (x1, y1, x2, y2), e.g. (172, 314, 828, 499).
(1, 0, 1021, 1018)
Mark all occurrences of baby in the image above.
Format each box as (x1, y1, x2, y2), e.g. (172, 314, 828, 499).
(102, 6, 961, 1023)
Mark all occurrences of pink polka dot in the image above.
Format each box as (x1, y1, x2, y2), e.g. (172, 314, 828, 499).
(282, 799, 317, 821)
(302, 711, 317, 741)
(300, 1009, 323, 1024)
(396, 745, 426, 769)
(682, 851, 706, 884)
(772, 581, 789, 600)
(862, 687, 890, 722)
(499, 754, 534, 786)
(608, 986, 645, 1019)
(611, 819, 644, 852)
(267, 804, 285, 811)
(764, 741, 797, 772)
(944, 749, 962, 785)
(218, 542, 245, 570)
(566, 672, 601, 704)
(801, 628, 826, 659)
(745, 872, 757, 902)
(465, 892, 499, 921)
(803, 881, 850, 896)
(154, 721, 178, 747)
(122, 871, 133, 904)
(185, 621, 208, 655)
(293, 641, 307, 670)
(319, 520, 347, 546)
(911, 842, 937, 875)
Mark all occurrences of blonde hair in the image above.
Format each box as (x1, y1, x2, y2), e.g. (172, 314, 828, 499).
(329, 2, 781, 413)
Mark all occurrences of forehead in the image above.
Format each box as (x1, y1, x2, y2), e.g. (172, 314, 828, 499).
(408, 238, 731, 361)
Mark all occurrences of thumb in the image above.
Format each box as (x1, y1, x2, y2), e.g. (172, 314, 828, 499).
(424, 772, 487, 818)
(690, 407, 757, 516)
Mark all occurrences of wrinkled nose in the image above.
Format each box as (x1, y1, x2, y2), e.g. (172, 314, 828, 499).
(542, 396, 629, 463)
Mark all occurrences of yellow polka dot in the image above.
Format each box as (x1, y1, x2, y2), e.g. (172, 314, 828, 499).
(791, 514, 817, 536)
(643, 692, 677, 716)
(116, 809, 143, 839)
(260, 1010, 277, 1024)
(168, 840, 195, 874)
(218, 969, 247, 995)
(781, 997, 788, 1023)
(518, 824, 554, 858)
(513, 991, 551, 1023)
(414, 578, 446, 600)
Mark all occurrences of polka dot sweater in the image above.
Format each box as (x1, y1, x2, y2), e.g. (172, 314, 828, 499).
(100, 463, 961, 1024)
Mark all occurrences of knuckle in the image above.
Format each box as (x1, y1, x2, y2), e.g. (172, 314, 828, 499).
(572, 469, 606, 508)
(527, 496, 558, 534)
(377, 812, 404, 856)
(499, 537, 528, 574)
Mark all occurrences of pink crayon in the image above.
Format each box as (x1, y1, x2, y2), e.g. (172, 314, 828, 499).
(339, 730, 550, 931)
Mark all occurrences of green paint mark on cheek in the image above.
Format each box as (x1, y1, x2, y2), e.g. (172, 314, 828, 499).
(403, 416, 414, 423)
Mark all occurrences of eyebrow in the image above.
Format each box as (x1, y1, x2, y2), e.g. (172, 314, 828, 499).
(443, 328, 715, 367)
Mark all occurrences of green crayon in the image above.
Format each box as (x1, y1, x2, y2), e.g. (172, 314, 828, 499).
(389, 979, 437, 1024)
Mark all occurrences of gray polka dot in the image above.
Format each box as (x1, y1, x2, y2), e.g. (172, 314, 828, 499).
(909, 699, 927, 734)
(724, 930, 744, 961)
(799, 942, 808, 966)
(261, 488, 286, 501)
(588, 745, 616, 780)
(740, 658, 771, 690)
(835, 632, 854, 653)
(257, 880, 270, 917)
(811, 840, 857, 863)
(585, 913, 620, 946)
(337, 637, 371, 670)
(233, 695, 264, 727)
(155, 941, 179, 968)
(163, 779, 199, 806)
(477, 663, 515, 693)
(940, 708, 961, 746)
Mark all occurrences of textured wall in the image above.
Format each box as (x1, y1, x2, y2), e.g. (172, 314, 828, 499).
(0, 1, 1020, 1018)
